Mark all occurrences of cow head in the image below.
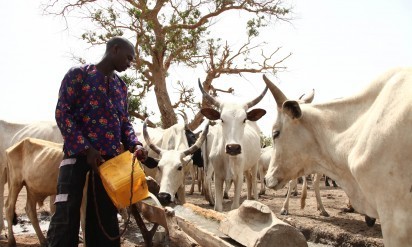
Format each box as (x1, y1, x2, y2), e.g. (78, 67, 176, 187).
(262, 75, 317, 190)
(198, 79, 267, 156)
(143, 118, 209, 205)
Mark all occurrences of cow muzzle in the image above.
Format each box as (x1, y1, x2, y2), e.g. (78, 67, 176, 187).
(263, 176, 279, 189)
(225, 144, 241, 156)
(158, 192, 172, 206)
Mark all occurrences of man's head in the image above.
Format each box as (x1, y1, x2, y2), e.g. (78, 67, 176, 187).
(105, 36, 136, 72)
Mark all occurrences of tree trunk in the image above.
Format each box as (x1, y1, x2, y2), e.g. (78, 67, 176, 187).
(152, 72, 177, 129)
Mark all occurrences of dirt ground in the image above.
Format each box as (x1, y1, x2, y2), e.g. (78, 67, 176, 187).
(0, 176, 383, 247)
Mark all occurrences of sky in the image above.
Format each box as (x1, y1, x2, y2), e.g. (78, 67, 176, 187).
(0, 0, 411, 136)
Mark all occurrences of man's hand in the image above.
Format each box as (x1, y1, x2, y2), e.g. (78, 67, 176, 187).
(134, 144, 148, 162)
(85, 147, 105, 174)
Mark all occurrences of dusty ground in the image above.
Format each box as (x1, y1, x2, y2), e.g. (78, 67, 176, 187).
(0, 176, 383, 247)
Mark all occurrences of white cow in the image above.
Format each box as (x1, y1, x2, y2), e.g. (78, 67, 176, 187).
(142, 118, 209, 205)
(262, 68, 412, 247)
(136, 118, 204, 195)
(201, 124, 233, 205)
(199, 80, 267, 211)
(0, 120, 62, 233)
(258, 147, 329, 216)
(5, 138, 63, 246)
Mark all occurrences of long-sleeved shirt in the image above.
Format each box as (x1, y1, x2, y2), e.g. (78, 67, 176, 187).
(55, 64, 139, 157)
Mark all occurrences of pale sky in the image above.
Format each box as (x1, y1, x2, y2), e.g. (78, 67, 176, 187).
(0, 0, 411, 136)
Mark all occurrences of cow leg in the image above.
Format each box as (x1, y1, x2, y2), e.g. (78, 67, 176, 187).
(313, 173, 329, 216)
(5, 182, 23, 247)
(245, 171, 252, 200)
(300, 176, 307, 210)
(25, 191, 47, 246)
(258, 164, 266, 196)
(203, 167, 215, 206)
(325, 175, 330, 187)
(231, 173, 243, 210)
(197, 167, 203, 193)
(223, 180, 231, 199)
(0, 166, 6, 234)
(280, 180, 292, 215)
(188, 165, 195, 195)
(250, 165, 258, 200)
(214, 174, 225, 212)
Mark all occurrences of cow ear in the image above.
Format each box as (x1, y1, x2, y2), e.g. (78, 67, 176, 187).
(283, 100, 302, 119)
(142, 157, 159, 169)
(201, 108, 220, 120)
(247, 109, 266, 121)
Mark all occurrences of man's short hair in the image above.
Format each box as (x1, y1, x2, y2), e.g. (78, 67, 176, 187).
(106, 36, 134, 50)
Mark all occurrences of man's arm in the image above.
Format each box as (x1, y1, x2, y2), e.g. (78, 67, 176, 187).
(55, 67, 93, 156)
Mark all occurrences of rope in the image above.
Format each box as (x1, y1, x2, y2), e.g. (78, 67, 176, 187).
(91, 154, 136, 241)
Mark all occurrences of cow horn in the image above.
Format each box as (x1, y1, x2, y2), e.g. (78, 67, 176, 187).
(246, 86, 268, 108)
(143, 118, 163, 155)
(182, 121, 209, 156)
(178, 110, 190, 130)
(198, 79, 221, 108)
(262, 75, 288, 108)
(298, 89, 315, 103)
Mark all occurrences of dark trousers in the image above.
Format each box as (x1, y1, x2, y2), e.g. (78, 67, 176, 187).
(47, 155, 120, 247)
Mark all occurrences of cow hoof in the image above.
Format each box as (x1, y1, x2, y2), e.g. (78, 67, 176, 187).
(365, 215, 376, 227)
(319, 211, 330, 217)
(341, 206, 355, 213)
(258, 191, 265, 196)
(280, 209, 288, 215)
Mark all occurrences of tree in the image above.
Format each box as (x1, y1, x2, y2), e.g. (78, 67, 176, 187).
(43, 0, 292, 129)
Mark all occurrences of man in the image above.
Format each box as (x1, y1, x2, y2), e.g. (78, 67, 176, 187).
(47, 36, 148, 247)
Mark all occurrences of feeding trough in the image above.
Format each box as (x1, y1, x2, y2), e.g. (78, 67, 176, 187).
(132, 199, 308, 247)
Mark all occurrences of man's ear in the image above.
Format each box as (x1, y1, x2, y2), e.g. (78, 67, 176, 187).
(283, 100, 302, 119)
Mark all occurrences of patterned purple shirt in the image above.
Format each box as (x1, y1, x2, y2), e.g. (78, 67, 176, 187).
(55, 64, 139, 157)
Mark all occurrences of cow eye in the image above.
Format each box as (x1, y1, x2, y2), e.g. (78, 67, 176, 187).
(272, 130, 280, 139)
(220, 119, 224, 123)
(243, 118, 246, 123)
(177, 166, 183, 171)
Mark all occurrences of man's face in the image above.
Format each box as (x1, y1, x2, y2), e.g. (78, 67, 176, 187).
(113, 45, 135, 72)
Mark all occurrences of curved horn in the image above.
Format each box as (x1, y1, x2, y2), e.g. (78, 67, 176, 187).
(198, 79, 221, 108)
(298, 89, 315, 103)
(262, 75, 288, 108)
(246, 86, 268, 108)
(182, 121, 209, 156)
(178, 110, 190, 130)
(143, 118, 163, 155)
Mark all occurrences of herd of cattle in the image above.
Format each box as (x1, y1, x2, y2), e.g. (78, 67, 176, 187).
(0, 67, 411, 247)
